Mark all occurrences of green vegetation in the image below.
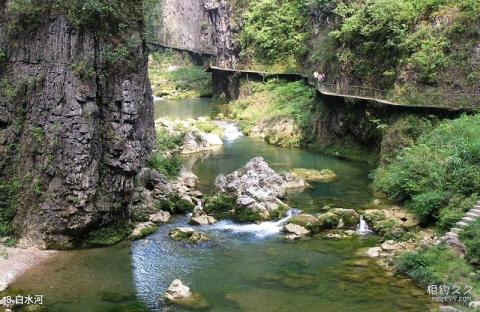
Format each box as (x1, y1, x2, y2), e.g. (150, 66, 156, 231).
(374, 114, 480, 226)
(229, 79, 315, 147)
(204, 195, 236, 214)
(395, 244, 479, 293)
(0, 179, 21, 237)
(460, 219, 480, 265)
(6, 0, 142, 34)
(323, 0, 480, 106)
(240, 0, 308, 67)
(157, 194, 195, 214)
(149, 51, 212, 99)
(83, 222, 133, 247)
(147, 154, 182, 180)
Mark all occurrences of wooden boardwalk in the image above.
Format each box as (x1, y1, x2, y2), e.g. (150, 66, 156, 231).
(206, 65, 479, 110)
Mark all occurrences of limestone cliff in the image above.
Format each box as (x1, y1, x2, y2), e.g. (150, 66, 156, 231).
(0, 4, 154, 248)
(148, 0, 240, 67)
(148, 0, 215, 54)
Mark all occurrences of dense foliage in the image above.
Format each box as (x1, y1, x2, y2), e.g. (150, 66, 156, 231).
(240, 0, 308, 65)
(395, 244, 478, 290)
(374, 114, 480, 226)
(329, 0, 480, 93)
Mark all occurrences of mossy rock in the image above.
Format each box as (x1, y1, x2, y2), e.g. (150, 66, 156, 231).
(129, 222, 158, 240)
(330, 208, 359, 227)
(363, 209, 386, 223)
(233, 206, 266, 223)
(204, 194, 236, 213)
(176, 195, 196, 213)
(269, 204, 290, 220)
(288, 214, 319, 228)
(372, 219, 405, 240)
(290, 168, 337, 182)
(316, 212, 340, 230)
(83, 222, 133, 248)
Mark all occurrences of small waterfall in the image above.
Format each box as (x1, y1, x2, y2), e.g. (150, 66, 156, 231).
(218, 122, 243, 142)
(207, 208, 301, 238)
(356, 215, 372, 235)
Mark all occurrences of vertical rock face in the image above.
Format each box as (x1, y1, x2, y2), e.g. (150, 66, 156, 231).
(0, 13, 154, 248)
(148, 0, 240, 67)
(203, 0, 240, 68)
(150, 0, 215, 54)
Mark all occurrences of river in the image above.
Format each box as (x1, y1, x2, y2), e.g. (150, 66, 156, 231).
(4, 98, 432, 312)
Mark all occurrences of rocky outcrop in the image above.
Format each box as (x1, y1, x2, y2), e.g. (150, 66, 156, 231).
(214, 157, 304, 221)
(0, 8, 154, 248)
(203, 0, 240, 68)
(149, 0, 215, 54)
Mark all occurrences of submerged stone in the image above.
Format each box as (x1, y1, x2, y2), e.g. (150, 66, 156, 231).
(290, 168, 338, 182)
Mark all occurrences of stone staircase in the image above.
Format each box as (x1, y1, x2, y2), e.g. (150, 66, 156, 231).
(446, 200, 480, 237)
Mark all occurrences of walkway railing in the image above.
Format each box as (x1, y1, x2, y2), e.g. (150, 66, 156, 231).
(314, 81, 480, 109)
(206, 64, 480, 110)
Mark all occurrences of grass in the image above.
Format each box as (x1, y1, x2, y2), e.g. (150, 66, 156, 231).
(147, 154, 182, 180)
(395, 244, 480, 297)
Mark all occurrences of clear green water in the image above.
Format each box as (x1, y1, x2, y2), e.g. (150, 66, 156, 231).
(5, 98, 433, 312)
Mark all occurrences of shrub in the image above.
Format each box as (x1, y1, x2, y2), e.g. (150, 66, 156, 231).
(460, 219, 480, 264)
(240, 0, 308, 65)
(147, 154, 182, 179)
(374, 114, 480, 225)
(155, 128, 184, 152)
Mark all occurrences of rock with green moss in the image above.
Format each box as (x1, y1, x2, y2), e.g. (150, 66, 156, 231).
(330, 208, 359, 227)
(204, 194, 236, 214)
(316, 212, 340, 229)
(129, 222, 157, 240)
(168, 227, 210, 243)
(83, 222, 133, 248)
(290, 168, 337, 182)
(288, 214, 320, 230)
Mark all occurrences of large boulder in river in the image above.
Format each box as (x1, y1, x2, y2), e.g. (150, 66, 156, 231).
(181, 131, 223, 154)
(164, 279, 209, 309)
(288, 209, 359, 234)
(214, 157, 303, 221)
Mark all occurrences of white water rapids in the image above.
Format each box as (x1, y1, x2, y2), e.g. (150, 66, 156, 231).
(205, 208, 302, 238)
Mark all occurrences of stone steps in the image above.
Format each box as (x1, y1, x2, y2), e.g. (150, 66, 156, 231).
(444, 201, 480, 238)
